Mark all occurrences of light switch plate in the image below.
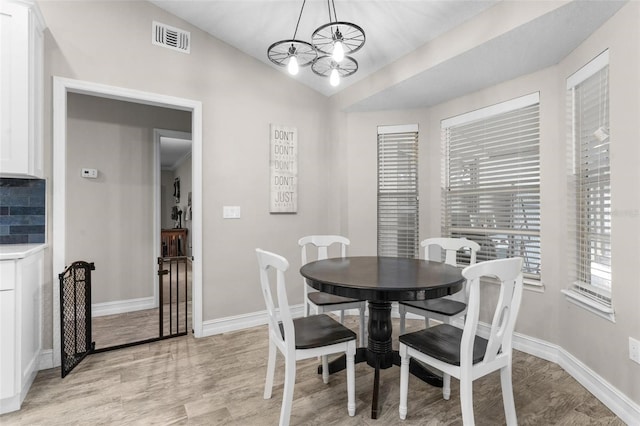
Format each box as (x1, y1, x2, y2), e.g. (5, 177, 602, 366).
(223, 206, 241, 219)
(630, 337, 640, 364)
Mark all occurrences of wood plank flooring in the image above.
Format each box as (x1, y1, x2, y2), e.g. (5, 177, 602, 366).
(1, 317, 624, 425)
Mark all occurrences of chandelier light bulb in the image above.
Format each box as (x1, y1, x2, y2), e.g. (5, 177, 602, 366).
(287, 55, 299, 75)
(330, 68, 340, 86)
(332, 39, 345, 62)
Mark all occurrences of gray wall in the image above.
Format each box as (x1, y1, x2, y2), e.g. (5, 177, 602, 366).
(36, 0, 639, 407)
(336, 2, 639, 404)
(40, 0, 333, 345)
(65, 93, 190, 303)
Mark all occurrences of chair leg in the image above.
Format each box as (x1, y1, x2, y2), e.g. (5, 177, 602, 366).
(398, 344, 410, 420)
(399, 304, 406, 334)
(321, 355, 329, 384)
(358, 307, 366, 347)
(346, 342, 356, 416)
(442, 373, 451, 400)
(339, 309, 345, 324)
(459, 375, 475, 426)
(500, 363, 518, 425)
(279, 357, 296, 426)
(264, 340, 276, 399)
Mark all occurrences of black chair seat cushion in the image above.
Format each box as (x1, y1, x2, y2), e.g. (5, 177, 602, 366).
(400, 298, 466, 316)
(279, 314, 356, 350)
(308, 291, 364, 307)
(399, 324, 488, 366)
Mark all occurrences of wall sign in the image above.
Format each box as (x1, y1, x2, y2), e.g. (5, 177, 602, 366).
(270, 124, 297, 213)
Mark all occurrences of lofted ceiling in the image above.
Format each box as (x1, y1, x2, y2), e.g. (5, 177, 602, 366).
(149, 0, 626, 111)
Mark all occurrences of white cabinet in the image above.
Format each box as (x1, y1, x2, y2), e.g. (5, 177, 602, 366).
(0, 0, 46, 178)
(0, 245, 45, 414)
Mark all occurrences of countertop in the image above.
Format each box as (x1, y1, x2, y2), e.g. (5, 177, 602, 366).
(0, 243, 47, 260)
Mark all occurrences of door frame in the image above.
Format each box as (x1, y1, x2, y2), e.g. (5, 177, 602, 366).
(52, 76, 203, 367)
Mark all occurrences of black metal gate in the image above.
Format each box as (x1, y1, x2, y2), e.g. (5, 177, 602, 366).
(59, 261, 95, 378)
(158, 256, 189, 338)
(59, 257, 189, 375)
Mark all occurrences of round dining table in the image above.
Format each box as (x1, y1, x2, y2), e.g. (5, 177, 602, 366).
(300, 256, 465, 419)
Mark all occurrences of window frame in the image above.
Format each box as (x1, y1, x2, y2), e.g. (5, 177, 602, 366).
(441, 92, 542, 287)
(377, 124, 419, 259)
(562, 49, 614, 322)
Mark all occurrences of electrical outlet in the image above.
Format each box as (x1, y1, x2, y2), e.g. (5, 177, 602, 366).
(630, 337, 640, 364)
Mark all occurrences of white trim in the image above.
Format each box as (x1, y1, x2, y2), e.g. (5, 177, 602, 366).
(474, 321, 640, 424)
(201, 304, 305, 336)
(377, 124, 418, 135)
(38, 349, 53, 370)
(91, 296, 155, 318)
(558, 346, 640, 425)
(52, 77, 204, 368)
(566, 49, 609, 89)
(561, 289, 616, 322)
(441, 92, 540, 128)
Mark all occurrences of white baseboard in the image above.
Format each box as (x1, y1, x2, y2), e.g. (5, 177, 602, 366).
(557, 346, 640, 425)
(38, 349, 54, 371)
(201, 304, 305, 336)
(91, 296, 155, 317)
(473, 321, 640, 424)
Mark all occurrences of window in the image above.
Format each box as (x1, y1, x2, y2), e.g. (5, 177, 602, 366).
(377, 125, 419, 258)
(563, 50, 613, 318)
(442, 93, 541, 283)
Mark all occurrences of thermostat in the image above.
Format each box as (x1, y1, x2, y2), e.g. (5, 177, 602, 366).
(81, 168, 98, 179)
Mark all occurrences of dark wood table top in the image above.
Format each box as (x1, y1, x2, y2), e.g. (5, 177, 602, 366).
(300, 256, 464, 302)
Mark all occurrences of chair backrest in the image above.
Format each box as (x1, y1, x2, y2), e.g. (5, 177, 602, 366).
(299, 235, 350, 264)
(256, 248, 295, 357)
(421, 237, 480, 267)
(461, 257, 524, 365)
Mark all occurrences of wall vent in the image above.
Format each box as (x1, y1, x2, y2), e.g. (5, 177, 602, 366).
(152, 21, 190, 54)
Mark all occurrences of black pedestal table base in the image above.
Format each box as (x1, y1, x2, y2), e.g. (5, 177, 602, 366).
(319, 300, 442, 419)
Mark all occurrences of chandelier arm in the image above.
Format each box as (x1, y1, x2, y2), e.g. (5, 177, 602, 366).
(291, 0, 307, 40)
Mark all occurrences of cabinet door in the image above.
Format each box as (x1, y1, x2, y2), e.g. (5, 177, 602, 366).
(0, 289, 16, 400)
(0, 1, 44, 178)
(19, 251, 43, 386)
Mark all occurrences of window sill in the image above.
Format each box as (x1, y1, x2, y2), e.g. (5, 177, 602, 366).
(561, 289, 615, 323)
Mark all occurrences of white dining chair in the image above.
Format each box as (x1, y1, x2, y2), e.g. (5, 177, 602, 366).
(399, 237, 480, 334)
(398, 257, 524, 425)
(299, 235, 367, 347)
(256, 248, 356, 426)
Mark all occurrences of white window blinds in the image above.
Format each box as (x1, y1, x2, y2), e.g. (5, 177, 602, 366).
(377, 125, 419, 258)
(442, 93, 541, 282)
(566, 50, 611, 306)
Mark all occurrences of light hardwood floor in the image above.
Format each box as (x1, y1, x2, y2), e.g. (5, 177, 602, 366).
(1, 317, 623, 425)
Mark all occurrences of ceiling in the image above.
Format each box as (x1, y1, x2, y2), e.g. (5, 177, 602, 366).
(161, 136, 192, 170)
(149, 0, 626, 111)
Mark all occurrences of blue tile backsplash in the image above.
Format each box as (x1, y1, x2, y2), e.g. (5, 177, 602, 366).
(0, 178, 46, 244)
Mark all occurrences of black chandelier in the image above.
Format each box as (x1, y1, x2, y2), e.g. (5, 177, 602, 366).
(267, 0, 365, 87)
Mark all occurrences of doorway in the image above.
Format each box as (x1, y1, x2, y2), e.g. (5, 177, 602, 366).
(52, 77, 203, 367)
